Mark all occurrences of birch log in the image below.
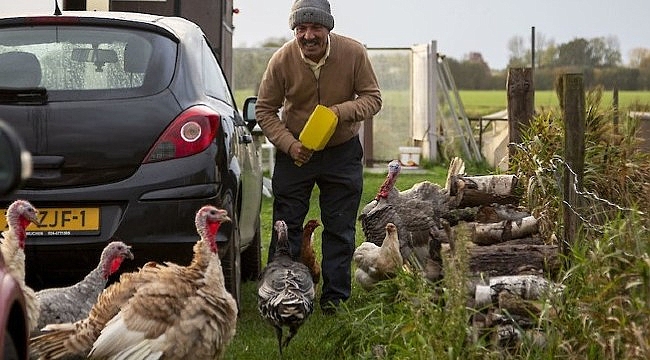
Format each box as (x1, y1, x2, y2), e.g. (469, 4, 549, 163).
(449, 174, 520, 208)
(472, 216, 539, 245)
(474, 274, 565, 308)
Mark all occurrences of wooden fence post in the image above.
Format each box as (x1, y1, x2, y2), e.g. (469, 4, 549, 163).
(561, 73, 585, 258)
(507, 68, 535, 163)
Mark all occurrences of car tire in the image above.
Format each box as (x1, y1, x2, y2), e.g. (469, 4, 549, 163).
(3, 330, 19, 360)
(240, 216, 261, 281)
(220, 191, 241, 309)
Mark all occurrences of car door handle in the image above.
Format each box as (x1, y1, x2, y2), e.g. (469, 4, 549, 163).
(239, 134, 253, 144)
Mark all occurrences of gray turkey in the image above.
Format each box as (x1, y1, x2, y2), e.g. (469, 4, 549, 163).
(34, 240, 134, 333)
(358, 160, 447, 282)
(257, 220, 315, 356)
(30, 205, 237, 360)
(1, 199, 41, 331)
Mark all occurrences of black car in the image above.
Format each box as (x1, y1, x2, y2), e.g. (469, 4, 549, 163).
(0, 11, 263, 306)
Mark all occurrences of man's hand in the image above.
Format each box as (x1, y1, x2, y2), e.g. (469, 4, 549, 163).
(289, 142, 313, 165)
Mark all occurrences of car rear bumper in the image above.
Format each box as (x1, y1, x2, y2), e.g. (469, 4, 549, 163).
(26, 241, 202, 290)
(1, 151, 228, 289)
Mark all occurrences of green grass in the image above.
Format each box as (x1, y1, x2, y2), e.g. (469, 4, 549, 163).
(224, 166, 451, 359)
(236, 89, 650, 120)
(459, 90, 650, 118)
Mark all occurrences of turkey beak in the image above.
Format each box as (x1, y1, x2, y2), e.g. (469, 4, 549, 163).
(29, 210, 41, 226)
(124, 246, 134, 260)
(218, 209, 231, 223)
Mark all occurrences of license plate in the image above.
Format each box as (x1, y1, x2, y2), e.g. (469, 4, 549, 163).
(1, 207, 100, 236)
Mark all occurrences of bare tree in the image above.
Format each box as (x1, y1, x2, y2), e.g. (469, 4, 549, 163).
(538, 40, 558, 68)
(628, 47, 650, 68)
(507, 35, 527, 67)
(534, 33, 558, 68)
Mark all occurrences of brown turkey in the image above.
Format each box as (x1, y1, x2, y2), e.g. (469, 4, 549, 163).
(300, 219, 321, 284)
(1, 199, 41, 331)
(34, 240, 134, 333)
(30, 205, 238, 360)
(258, 220, 315, 356)
(358, 160, 447, 282)
(353, 222, 403, 290)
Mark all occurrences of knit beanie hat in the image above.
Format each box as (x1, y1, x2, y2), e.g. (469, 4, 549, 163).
(289, 0, 334, 31)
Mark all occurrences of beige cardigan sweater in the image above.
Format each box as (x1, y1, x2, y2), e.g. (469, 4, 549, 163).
(255, 33, 382, 154)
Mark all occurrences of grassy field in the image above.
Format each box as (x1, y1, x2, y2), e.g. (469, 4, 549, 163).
(458, 89, 650, 118)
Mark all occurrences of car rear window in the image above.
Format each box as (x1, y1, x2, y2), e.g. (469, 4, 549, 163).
(0, 25, 176, 101)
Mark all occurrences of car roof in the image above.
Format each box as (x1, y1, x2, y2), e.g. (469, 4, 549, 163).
(0, 11, 203, 44)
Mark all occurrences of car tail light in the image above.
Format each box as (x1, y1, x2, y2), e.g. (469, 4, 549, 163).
(143, 105, 220, 163)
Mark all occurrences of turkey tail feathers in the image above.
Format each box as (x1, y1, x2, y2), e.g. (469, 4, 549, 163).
(30, 326, 80, 360)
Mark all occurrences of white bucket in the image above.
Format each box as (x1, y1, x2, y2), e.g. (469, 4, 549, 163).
(398, 146, 421, 167)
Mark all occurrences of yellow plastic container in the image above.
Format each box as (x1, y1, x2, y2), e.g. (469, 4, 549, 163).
(299, 105, 338, 151)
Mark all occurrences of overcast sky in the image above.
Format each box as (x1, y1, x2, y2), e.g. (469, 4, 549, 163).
(2, 1, 648, 70)
(233, 0, 650, 69)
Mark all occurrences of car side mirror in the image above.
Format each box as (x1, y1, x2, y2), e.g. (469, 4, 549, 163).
(242, 96, 257, 122)
(243, 96, 259, 133)
(0, 120, 32, 195)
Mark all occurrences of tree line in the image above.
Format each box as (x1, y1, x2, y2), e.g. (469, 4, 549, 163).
(450, 35, 650, 90)
(233, 35, 650, 92)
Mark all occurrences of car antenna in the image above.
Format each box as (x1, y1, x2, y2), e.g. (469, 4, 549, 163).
(54, 0, 62, 16)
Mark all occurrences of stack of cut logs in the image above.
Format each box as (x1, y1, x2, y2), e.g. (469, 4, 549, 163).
(439, 158, 563, 349)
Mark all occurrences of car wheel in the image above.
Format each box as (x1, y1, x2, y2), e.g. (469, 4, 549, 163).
(240, 215, 261, 281)
(3, 331, 19, 360)
(220, 191, 242, 309)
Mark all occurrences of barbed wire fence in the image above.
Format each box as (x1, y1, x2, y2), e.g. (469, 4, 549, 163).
(511, 140, 647, 255)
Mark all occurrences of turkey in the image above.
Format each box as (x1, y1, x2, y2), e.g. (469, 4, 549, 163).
(358, 160, 447, 282)
(1, 199, 41, 331)
(30, 268, 152, 360)
(30, 205, 238, 360)
(258, 220, 315, 355)
(353, 222, 403, 290)
(300, 219, 321, 284)
(34, 240, 134, 333)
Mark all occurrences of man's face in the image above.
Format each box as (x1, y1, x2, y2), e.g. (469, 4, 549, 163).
(294, 23, 329, 62)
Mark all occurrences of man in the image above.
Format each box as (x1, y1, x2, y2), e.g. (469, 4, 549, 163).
(255, 0, 382, 313)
